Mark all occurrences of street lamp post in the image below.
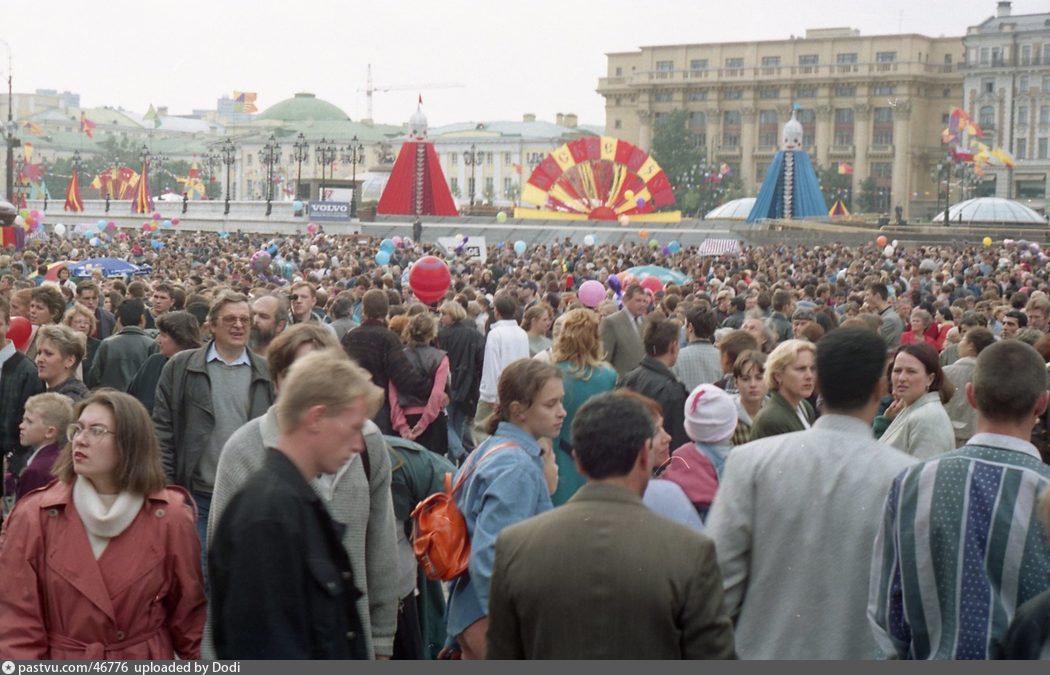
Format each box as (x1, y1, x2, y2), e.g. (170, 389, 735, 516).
(463, 144, 481, 209)
(341, 135, 365, 218)
(291, 132, 309, 206)
(13, 155, 23, 207)
(0, 39, 15, 205)
(258, 134, 281, 216)
(315, 138, 337, 201)
(219, 138, 237, 216)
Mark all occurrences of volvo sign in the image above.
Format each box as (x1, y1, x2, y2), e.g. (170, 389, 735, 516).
(308, 201, 352, 222)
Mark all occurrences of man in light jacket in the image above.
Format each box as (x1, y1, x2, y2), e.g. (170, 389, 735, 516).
(706, 328, 916, 659)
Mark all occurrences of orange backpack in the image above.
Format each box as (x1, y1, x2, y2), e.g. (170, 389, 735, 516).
(411, 442, 515, 581)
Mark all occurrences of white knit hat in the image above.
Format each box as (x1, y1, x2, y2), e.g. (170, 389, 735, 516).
(683, 384, 738, 444)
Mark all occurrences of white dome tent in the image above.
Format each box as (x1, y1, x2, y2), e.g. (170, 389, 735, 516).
(705, 198, 756, 220)
(932, 197, 1047, 226)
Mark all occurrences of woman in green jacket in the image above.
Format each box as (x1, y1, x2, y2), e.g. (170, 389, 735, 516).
(749, 339, 816, 441)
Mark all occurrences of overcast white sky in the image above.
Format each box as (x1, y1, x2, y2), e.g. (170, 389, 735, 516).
(0, 0, 1035, 127)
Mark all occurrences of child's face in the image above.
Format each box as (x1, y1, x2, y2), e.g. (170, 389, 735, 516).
(19, 409, 54, 449)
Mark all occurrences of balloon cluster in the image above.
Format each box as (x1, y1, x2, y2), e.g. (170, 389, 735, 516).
(16, 209, 44, 232)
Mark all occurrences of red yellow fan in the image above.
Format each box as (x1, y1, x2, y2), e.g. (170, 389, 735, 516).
(517, 136, 679, 222)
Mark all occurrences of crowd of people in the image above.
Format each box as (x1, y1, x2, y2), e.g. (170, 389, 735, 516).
(2, 226, 1050, 659)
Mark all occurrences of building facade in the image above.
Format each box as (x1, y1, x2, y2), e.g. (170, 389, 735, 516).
(963, 1, 1050, 212)
(598, 28, 964, 218)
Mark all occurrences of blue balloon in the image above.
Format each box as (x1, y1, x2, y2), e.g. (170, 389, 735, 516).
(668, 240, 682, 254)
(292, 200, 304, 211)
(375, 250, 391, 266)
(96, 219, 106, 229)
(380, 238, 395, 253)
(89, 237, 101, 247)
(163, 219, 173, 229)
(514, 240, 527, 255)
(218, 231, 229, 239)
(283, 262, 295, 279)
(151, 239, 165, 250)
(267, 243, 279, 257)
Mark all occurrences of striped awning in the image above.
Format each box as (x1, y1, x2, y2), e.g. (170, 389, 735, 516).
(697, 238, 741, 256)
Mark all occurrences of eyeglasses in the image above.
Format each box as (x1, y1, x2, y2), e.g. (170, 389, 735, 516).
(218, 316, 251, 327)
(67, 423, 115, 440)
(290, 294, 311, 301)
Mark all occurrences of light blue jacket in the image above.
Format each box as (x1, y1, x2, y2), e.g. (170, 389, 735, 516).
(445, 422, 552, 638)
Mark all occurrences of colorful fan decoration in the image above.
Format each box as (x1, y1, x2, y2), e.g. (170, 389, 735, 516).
(515, 137, 680, 222)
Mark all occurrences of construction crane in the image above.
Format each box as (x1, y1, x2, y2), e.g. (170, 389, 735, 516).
(358, 64, 463, 121)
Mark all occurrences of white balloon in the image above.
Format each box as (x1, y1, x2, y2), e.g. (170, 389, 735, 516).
(70, 248, 79, 257)
(891, 240, 899, 248)
(54, 223, 67, 237)
(583, 234, 595, 246)
(883, 245, 895, 257)
(309, 245, 319, 255)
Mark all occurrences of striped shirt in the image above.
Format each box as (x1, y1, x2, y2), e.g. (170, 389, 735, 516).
(868, 433, 1050, 659)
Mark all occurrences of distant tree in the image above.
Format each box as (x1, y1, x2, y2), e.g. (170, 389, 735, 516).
(855, 176, 878, 213)
(650, 109, 703, 209)
(816, 164, 852, 210)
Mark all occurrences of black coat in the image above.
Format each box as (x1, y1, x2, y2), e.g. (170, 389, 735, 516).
(125, 352, 168, 415)
(437, 319, 485, 412)
(210, 448, 368, 660)
(1, 350, 45, 488)
(998, 588, 1050, 659)
(94, 307, 116, 340)
(617, 356, 690, 450)
(342, 320, 431, 434)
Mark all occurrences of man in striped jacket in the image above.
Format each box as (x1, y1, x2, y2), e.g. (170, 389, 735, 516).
(869, 340, 1050, 659)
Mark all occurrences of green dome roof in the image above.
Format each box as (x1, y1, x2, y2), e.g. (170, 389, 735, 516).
(257, 93, 350, 122)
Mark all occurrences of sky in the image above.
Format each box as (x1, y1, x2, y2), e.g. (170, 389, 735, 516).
(0, 0, 1037, 128)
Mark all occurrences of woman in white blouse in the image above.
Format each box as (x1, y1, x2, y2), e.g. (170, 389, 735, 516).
(879, 343, 956, 459)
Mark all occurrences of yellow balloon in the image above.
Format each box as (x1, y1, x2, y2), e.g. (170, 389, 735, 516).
(625, 189, 635, 200)
(983, 236, 993, 247)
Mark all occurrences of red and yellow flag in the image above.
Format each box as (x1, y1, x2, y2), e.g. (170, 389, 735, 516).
(80, 112, 96, 138)
(131, 161, 154, 214)
(64, 169, 84, 212)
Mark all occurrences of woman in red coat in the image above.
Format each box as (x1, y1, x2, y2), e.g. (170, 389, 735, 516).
(0, 389, 205, 660)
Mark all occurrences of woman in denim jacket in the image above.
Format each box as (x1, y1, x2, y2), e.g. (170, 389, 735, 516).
(444, 359, 564, 659)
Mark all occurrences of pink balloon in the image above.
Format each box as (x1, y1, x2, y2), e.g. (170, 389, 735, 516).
(171, 218, 180, 226)
(152, 212, 162, 221)
(577, 280, 605, 308)
(306, 223, 318, 234)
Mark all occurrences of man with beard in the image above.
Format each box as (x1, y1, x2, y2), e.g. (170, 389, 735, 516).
(250, 295, 288, 356)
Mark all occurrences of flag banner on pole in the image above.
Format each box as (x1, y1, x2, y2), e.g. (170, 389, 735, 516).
(64, 169, 84, 212)
(131, 161, 154, 214)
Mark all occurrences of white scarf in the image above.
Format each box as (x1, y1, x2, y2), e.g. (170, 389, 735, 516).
(72, 477, 144, 559)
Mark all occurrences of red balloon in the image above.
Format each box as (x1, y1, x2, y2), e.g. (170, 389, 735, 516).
(8, 316, 32, 352)
(409, 256, 451, 305)
(640, 276, 664, 294)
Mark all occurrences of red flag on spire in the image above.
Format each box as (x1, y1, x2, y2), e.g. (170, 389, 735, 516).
(418, 94, 423, 105)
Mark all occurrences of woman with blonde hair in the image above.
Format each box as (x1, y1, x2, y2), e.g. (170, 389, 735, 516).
(549, 308, 618, 505)
(35, 323, 89, 402)
(63, 303, 99, 381)
(0, 390, 205, 659)
(749, 339, 817, 441)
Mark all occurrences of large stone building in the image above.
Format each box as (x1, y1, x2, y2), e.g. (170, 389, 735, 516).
(963, 1, 1050, 211)
(598, 27, 964, 218)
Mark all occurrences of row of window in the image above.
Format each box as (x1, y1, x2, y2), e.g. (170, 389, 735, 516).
(680, 108, 895, 147)
(1013, 138, 1050, 160)
(981, 74, 1050, 94)
(446, 177, 519, 196)
(444, 152, 547, 168)
(652, 51, 899, 72)
(975, 44, 1050, 66)
(651, 83, 906, 103)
